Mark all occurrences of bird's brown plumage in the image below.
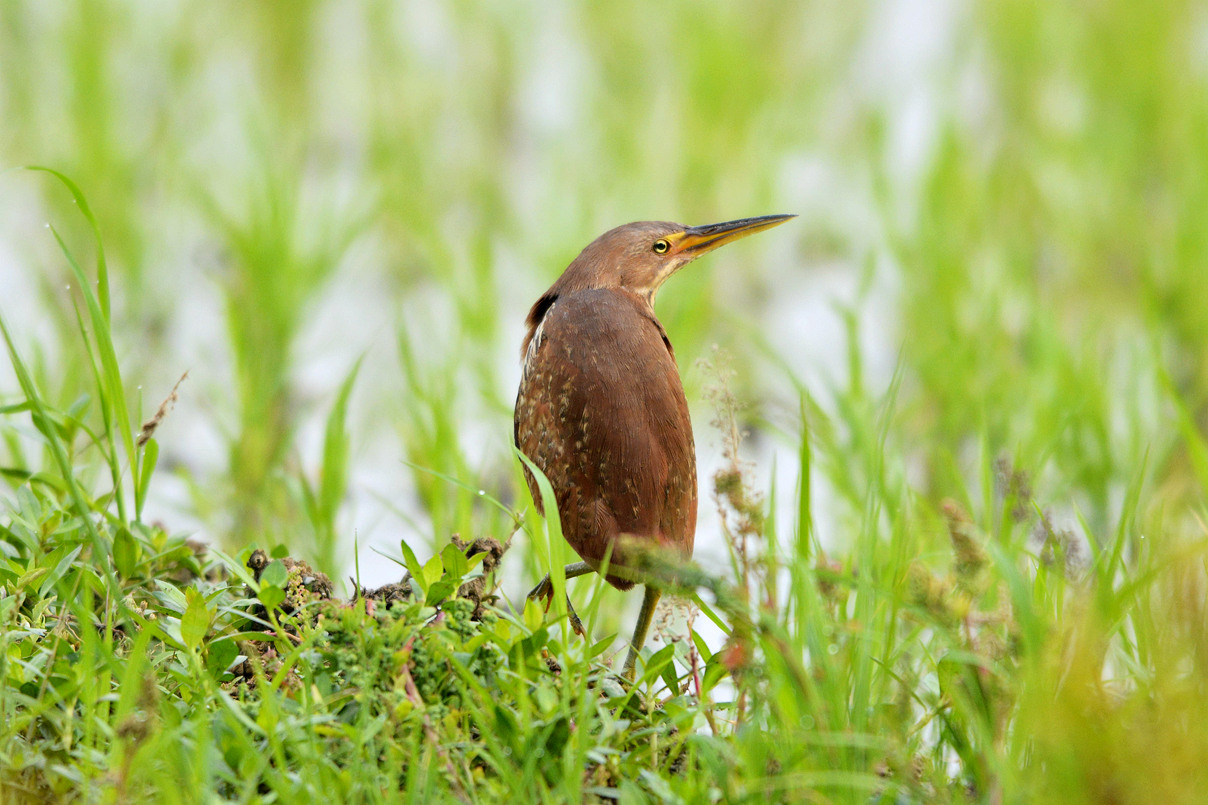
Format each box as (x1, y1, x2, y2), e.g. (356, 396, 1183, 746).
(513, 214, 793, 672)
(515, 284, 696, 589)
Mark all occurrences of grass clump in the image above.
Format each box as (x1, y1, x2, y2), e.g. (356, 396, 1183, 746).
(0, 487, 699, 802)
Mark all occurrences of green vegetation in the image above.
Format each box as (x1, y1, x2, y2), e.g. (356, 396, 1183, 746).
(3, 1, 1208, 802)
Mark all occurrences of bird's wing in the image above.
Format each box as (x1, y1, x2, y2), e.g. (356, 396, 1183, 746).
(514, 289, 696, 588)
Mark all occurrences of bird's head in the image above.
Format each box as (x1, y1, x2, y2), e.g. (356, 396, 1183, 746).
(553, 214, 796, 305)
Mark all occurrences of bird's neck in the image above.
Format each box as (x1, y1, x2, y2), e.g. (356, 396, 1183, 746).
(520, 285, 665, 364)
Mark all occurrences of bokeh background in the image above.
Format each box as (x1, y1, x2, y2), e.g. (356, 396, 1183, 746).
(2, 0, 1205, 622)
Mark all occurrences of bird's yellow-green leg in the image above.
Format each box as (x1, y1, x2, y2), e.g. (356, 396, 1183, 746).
(527, 561, 594, 635)
(622, 585, 662, 679)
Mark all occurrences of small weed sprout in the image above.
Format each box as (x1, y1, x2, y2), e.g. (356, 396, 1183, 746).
(137, 371, 189, 448)
(701, 347, 768, 610)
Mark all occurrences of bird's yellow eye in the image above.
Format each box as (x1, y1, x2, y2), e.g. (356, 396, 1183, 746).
(652, 239, 670, 254)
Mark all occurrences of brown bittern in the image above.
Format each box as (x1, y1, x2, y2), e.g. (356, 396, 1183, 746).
(515, 214, 794, 676)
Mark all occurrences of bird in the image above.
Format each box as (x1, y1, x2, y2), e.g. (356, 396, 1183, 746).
(514, 214, 795, 677)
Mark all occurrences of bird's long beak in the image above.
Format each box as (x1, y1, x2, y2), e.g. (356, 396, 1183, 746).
(674, 214, 796, 256)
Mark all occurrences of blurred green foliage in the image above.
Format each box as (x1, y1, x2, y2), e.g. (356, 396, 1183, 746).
(2, 0, 1208, 800)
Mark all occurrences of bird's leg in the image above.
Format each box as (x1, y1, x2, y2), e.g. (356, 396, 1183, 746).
(526, 561, 595, 601)
(527, 561, 594, 636)
(622, 585, 662, 680)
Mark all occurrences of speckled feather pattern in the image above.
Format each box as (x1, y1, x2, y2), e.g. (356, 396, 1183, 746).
(515, 287, 696, 590)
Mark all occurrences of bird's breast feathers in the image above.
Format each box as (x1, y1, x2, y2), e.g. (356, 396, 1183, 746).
(517, 289, 691, 460)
